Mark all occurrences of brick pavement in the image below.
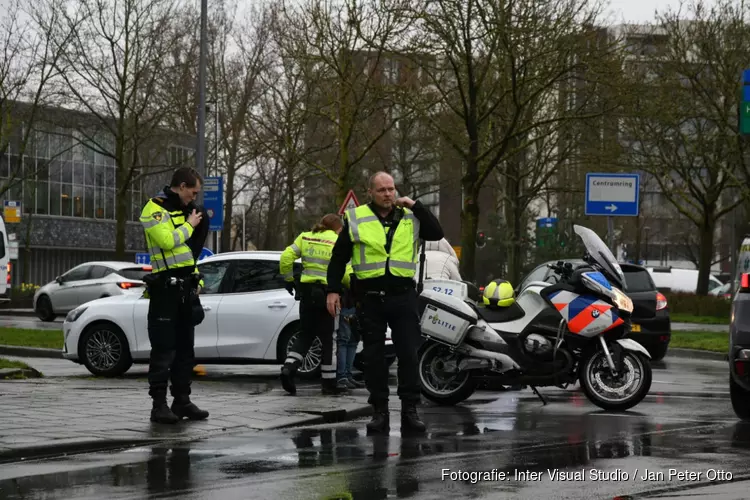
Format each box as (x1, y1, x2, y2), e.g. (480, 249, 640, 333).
(0, 375, 371, 462)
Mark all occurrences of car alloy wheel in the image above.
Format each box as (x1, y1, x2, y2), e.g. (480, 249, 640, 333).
(85, 328, 123, 373)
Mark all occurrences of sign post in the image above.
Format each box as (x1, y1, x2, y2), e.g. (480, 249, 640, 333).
(3, 201, 21, 223)
(203, 176, 224, 254)
(338, 189, 360, 215)
(741, 70, 750, 134)
(585, 173, 640, 252)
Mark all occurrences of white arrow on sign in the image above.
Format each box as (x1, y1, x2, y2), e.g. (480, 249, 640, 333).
(605, 204, 618, 212)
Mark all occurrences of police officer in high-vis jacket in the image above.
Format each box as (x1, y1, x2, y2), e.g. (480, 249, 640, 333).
(279, 213, 353, 395)
(326, 171, 444, 434)
(139, 167, 209, 424)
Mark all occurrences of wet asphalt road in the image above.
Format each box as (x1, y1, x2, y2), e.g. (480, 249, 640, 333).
(1, 356, 748, 499)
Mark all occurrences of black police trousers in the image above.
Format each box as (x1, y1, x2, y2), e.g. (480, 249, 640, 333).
(357, 287, 422, 405)
(285, 283, 336, 381)
(147, 283, 196, 400)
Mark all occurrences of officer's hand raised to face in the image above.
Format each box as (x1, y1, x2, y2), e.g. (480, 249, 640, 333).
(188, 209, 202, 227)
(394, 196, 415, 208)
(326, 293, 341, 317)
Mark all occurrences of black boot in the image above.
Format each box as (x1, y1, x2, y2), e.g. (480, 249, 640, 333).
(151, 396, 179, 424)
(366, 401, 390, 434)
(171, 396, 209, 420)
(322, 379, 347, 395)
(280, 363, 297, 395)
(401, 402, 426, 433)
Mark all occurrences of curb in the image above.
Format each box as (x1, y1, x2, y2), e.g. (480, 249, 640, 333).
(0, 367, 43, 379)
(271, 404, 372, 430)
(0, 309, 37, 317)
(0, 404, 373, 463)
(0, 345, 63, 359)
(0, 438, 157, 464)
(667, 347, 727, 362)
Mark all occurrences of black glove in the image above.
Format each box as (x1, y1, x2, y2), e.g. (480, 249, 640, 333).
(285, 281, 295, 296)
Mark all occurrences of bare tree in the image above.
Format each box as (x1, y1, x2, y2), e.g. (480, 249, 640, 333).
(0, 0, 78, 195)
(621, 0, 749, 294)
(402, 0, 613, 282)
(160, 2, 271, 251)
(49, 0, 181, 258)
(247, 3, 318, 245)
(278, 0, 413, 205)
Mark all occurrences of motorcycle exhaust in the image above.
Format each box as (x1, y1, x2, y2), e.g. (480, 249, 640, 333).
(456, 345, 520, 373)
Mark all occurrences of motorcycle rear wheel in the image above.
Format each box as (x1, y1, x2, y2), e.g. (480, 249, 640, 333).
(579, 348, 652, 412)
(418, 341, 476, 405)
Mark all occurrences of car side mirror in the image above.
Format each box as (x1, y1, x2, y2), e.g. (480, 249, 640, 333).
(55, 276, 63, 284)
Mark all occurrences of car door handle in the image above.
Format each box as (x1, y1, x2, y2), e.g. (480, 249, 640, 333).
(268, 302, 288, 309)
(202, 305, 211, 311)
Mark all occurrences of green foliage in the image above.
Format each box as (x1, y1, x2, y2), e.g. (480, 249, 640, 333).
(664, 292, 732, 318)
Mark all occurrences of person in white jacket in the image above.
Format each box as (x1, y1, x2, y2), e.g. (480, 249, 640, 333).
(416, 238, 462, 282)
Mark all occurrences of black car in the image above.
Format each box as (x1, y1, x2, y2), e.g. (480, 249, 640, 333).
(517, 260, 672, 360)
(730, 274, 750, 419)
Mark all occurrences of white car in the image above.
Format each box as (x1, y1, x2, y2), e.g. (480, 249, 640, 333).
(34, 261, 152, 322)
(61, 251, 395, 378)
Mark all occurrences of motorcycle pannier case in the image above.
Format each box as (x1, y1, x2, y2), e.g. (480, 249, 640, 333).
(419, 288, 478, 346)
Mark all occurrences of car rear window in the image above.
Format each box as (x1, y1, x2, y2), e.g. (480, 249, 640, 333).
(116, 267, 151, 280)
(623, 269, 655, 293)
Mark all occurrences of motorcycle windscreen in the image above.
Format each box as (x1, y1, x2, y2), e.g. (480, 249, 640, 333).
(573, 225, 626, 291)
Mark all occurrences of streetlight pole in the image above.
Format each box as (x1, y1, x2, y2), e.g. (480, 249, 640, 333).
(234, 203, 249, 251)
(195, 0, 208, 205)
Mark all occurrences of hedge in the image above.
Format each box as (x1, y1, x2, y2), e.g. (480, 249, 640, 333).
(663, 292, 732, 318)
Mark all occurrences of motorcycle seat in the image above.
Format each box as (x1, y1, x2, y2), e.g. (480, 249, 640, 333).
(477, 302, 526, 323)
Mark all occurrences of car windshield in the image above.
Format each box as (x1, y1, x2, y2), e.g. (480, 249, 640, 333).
(116, 267, 150, 281)
(573, 225, 625, 290)
(622, 268, 654, 293)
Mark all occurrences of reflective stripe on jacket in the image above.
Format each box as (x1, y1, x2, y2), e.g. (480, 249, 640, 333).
(346, 204, 420, 280)
(280, 229, 352, 287)
(139, 198, 196, 274)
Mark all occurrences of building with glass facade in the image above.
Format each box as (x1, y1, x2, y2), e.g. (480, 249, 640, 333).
(1, 102, 194, 287)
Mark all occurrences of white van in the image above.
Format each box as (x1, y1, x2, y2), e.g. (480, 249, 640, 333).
(647, 266, 723, 294)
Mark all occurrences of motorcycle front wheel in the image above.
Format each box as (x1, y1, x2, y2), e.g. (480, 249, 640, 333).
(418, 341, 476, 405)
(579, 347, 652, 412)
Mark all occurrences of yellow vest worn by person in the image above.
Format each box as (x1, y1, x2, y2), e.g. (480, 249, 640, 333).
(346, 204, 421, 280)
(139, 197, 200, 282)
(280, 229, 352, 287)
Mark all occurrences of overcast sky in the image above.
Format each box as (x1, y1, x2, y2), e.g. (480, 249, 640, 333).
(606, 0, 713, 23)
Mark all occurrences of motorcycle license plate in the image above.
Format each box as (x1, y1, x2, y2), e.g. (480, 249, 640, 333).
(631, 324, 641, 333)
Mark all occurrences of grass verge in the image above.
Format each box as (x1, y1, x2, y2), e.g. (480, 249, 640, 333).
(670, 331, 728, 353)
(670, 313, 730, 325)
(0, 358, 31, 369)
(0, 327, 63, 349)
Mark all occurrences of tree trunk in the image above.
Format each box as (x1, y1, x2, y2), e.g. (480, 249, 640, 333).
(114, 161, 129, 260)
(221, 158, 235, 251)
(22, 213, 33, 284)
(286, 160, 296, 245)
(696, 217, 715, 296)
(634, 216, 643, 264)
(460, 181, 480, 283)
(504, 156, 523, 284)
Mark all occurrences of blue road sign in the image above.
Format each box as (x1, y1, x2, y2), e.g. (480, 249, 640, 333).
(203, 176, 224, 231)
(744, 69, 750, 83)
(585, 173, 640, 217)
(198, 247, 214, 261)
(135, 252, 150, 265)
(536, 217, 558, 229)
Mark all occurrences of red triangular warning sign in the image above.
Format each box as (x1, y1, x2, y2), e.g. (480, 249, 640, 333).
(338, 189, 360, 215)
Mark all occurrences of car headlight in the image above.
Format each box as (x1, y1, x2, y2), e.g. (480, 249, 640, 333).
(611, 287, 633, 313)
(65, 306, 88, 323)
